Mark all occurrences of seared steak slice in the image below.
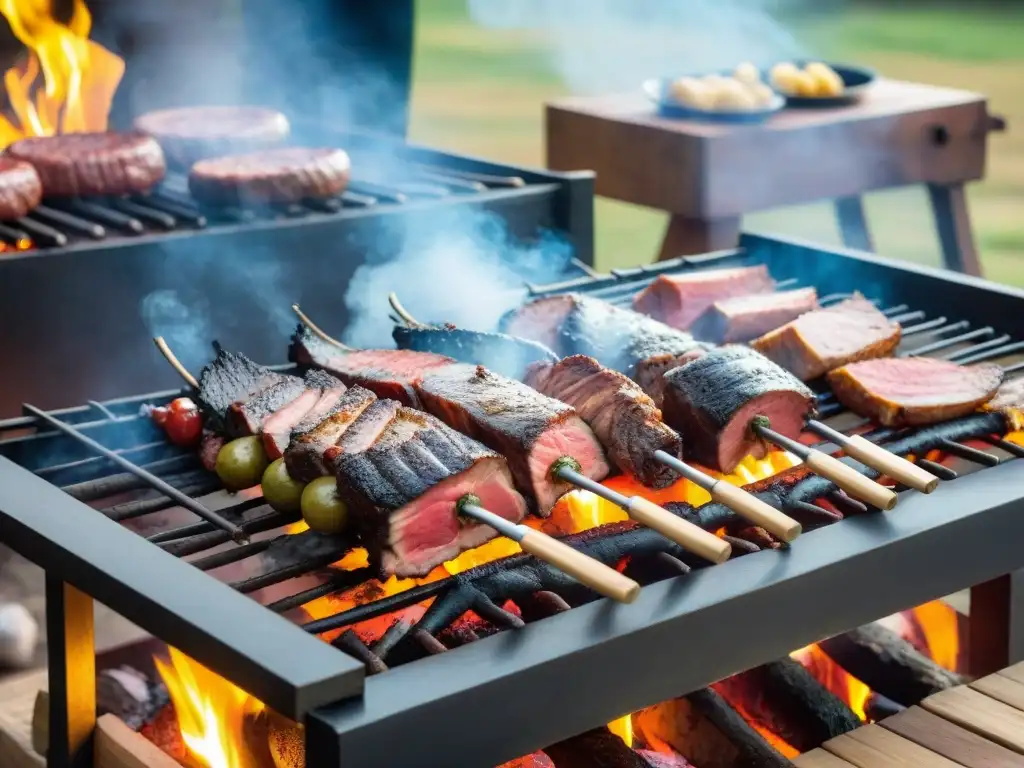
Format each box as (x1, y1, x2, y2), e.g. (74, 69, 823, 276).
(661, 346, 816, 473)
(525, 355, 682, 488)
(261, 370, 346, 460)
(751, 294, 901, 381)
(632, 265, 775, 329)
(690, 288, 820, 344)
(194, 346, 285, 430)
(415, 363, 610, 514)
(284, 386, 377, 482)
(333, 407, 528, 578)
(290, 325, 452, 407)
(226, 374, 307, 438)
(634, 349, 708, 409)
(324, 399, 402, 466)
(393, 324, 559, 381)
(0, 158, 42, 220)
(827, 357, 1004, 427)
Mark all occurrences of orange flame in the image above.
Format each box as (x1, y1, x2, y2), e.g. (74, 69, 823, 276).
(790, 644, 871, 722)
(0, 0, 124, 148)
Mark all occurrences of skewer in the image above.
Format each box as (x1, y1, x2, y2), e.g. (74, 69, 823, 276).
(805, 419, 939, 494)
(651, 451, 803, 543)
(554, 462, 732, 563)
(292, 304, 355, 350)
(456, 495, 640, 603)
(153, 336, 199, 388)
(388, 292, 430, 328)
(23, 404, 249, 543)
(750, 418, 898, 510)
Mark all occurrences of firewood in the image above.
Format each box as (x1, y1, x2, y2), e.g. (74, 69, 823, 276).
(545, 727, 649, 768)
(637, 751, 695, 768)
(94, 713, 181, 768)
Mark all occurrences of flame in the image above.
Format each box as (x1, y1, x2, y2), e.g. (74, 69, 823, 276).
(0, 0, 124, 148)
(910, 601, 960, 671)
(607, 714, 633, 748)
(790, 644, 871, 722)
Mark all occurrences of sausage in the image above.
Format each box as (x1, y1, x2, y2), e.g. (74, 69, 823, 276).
(0, 158, 42, 220)
(188, 147, 351, 206)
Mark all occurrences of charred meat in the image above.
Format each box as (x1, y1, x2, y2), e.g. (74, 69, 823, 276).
(634, 349, 708, 409)
(690, 288, 819, 344)
(751, 294, 901, 381)
(661, 346, 816, 473)
(632, 265, 775, 329)
(0, 158, 42, 220)
(260, 370, 347, 460)
(525, 355, 682, 488)
(827, 357, 1004, 427)
(333, 407, 528, 578)
(284, 386, 379, 483)
(226, 375, 308, 439)
(194, 346, 287, 431)
(415, 363, 610, 514)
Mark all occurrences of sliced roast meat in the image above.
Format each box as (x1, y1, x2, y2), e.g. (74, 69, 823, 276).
(751, 294, 901, 381)
(632, 265, 775, 329)
(0, 158, 42, 220)
(194, 346, 286, 430)
(284, 386, 378, 482)
(290, 324, 452, 407)
(525, 355, 682, 488)
(661, 346, 816, 473)
(326, 399, 402, 463)
(225, 374, 307, 439)
(393, 324, 559, 381)
(188, 147, 351, 206)
(634, 349, 708, 409)
(133, 106, 291, 167)
(827, 357, 1004, 427)
(415, 363, 610, 514)
(7, 132, 166, 197)
(690, 288, 820, 344)
(333, 407, 528, 578)
(199, 432, 225, 473)
(260, 370, 346, 460)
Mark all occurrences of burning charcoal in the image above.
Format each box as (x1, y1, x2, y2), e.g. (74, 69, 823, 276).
(636, 751, 695, 768)
(865, 692, 905, 721)
(97, 665, 170, 730)
(0, 602, 39, 669)
(497, 753, 556, 768)
(266, 709, 305, 768)
(545, 727, 649, 768)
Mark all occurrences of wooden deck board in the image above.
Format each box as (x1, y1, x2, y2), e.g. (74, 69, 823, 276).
(823, 723, 964, 767)
(881, 705, 1024, 767)
(922, 686, 1024, 754)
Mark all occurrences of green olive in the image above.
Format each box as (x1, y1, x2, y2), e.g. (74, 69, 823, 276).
(261, 458, 306, 514)
(215, 436, 269, 491)
(300, 477, 349, 534)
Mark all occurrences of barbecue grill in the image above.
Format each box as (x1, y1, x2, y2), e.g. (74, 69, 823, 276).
(1, 232, 1022, 767)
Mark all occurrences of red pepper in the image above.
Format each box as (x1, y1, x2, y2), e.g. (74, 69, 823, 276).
(162, 397, 202, 447)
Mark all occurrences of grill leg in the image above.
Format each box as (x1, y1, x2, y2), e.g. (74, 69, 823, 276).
(834, 196, 874, 252)
(927, 182, 982, 276)
(968, 571, 1024, 676)
(46, 576, 96, 768)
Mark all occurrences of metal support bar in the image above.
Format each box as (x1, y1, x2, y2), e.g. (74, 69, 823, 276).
(969, 569, 1024, 676)
(46, 577, 96, 768)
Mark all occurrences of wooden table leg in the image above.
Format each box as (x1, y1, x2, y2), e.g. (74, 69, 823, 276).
(927, 182, 983, 276)
(658, 215, 741, 261)
(968, 571, 1024, 677)
(834, 196, 874, 252)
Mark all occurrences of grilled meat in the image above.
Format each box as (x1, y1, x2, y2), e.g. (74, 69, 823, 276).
(0, 158, 41, 220)
(827, 357, 1004, 427)
(501, 294, 710, 377)
(634, 349, 708, 409)
(225, 374, 307, 439)
(199, 432, 224, 472)
(328, 399, 402, 460)
(661, 346, 816, 473)
(284, 386, 378, 482)
(8, 133, 166, 197)
(290, 325, 452, 407)
(415, 363, 610, 514)
(188, 147, 352, 206)
(690, 288, 820, 344)
(333, 407, 528, 578)
(525, 355, 682, 488)
(194, 346, 286, 431)
(632, 265, 775, 329)
(393, 324, 559, 381)
(260, 370, 346, 460)
(751, 294, 901, 381)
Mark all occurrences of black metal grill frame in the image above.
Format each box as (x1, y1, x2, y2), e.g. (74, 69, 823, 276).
(2, 232, 1023, 768)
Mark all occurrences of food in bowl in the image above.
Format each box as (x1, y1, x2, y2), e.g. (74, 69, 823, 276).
(668, 64, 777, 113)
(770, 61, 845, 98)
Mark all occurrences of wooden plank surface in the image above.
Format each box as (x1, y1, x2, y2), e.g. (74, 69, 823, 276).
(922, 686, 1024, 754)
(972, 674, 1024, 713)
(94, 713, 180, 768)
(793, 748, 859, 767)
(881, 705, 1024, 768)
(823, 724, 964, 767)
(999, 662, 1024, 688)
(0, 668, 46, 768)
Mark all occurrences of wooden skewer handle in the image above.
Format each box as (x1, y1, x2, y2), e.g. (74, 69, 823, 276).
(709, 482, 803, 543)
(804, 450, 899, 510)
(844, 435, 940, 494)
(519, 529, 640, 604)
(628, 497, 731, 563)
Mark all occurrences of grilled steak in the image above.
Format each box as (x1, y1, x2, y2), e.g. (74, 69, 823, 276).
(327, 399, 402, 460)
(690, 288, 819, 344)
(132, 106, 291, 168)
(333, 407, 528, 578)
(501, 294, 710, 378)
(525, 355, 682, 488)
(661, 346, 816, 473)
(261, 370, 346, 460)
(284, 386, 378, 482)
(290, 325, 452, 407)
(194, 346, 286, 431)
(225, 374, 307, 439)
(7, 133, 166, 197)
(632, 265, 775, 329)
(393, 324, 559, 381)
(634, 349, 708, 409)
(415, 363, 609, 514)
(827, 357, 1004, 427)
(0, 158, 41, 220)
(188, 147, 351, 206)
(751, 294, 901, 381)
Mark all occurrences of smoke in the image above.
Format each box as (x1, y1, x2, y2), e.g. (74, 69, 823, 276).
(467, 0, 810, 93)
(141, 290, 212, 369)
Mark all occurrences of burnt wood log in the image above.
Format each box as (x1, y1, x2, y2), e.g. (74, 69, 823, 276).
(546, 727, 649, 768)
(96, 665, 170, 730)
(865, 692, 906, 722)
(637, 751, 694, 767)
(713, 659, 860, 753)
(818, 622, 967, 707)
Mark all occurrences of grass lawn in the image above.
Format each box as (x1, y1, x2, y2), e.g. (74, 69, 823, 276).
(408, 1, 1024, 285)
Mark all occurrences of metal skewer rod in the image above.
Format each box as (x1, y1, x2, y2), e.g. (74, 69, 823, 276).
(457, 496, 640, 604)
(652, 451, 803, 543)
(554, 463, 732, 561)
(388, 292, 430, 328)
(292, 304, 356, 350)
(805, 419, 939, 494)
(24, 404, 249, 543)
(153, 336, 199, 388)
(750, 419, 898, 511)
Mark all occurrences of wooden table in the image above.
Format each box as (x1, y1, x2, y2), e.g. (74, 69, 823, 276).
(546, 79, 1004, 275)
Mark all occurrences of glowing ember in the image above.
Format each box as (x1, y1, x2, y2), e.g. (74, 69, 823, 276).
(0, 0, 124, 148)
(879, 599, 962, 673)
(790, 644, 871, 722)
(607, 714, 633, 748)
